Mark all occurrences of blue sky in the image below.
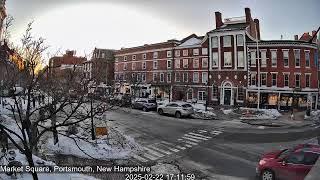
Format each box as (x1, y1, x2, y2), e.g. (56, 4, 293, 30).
(6, 0, 320, 58)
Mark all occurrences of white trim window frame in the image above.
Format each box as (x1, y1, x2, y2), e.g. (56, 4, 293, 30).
(132, 62, 136, 70)
(160, 73, 164, 82)
(153, 73, 157, 82)
(153, 52, 158, 59)
(175, 59, 181, 69)
(251, 73, 257, 86)
(202, 72, 208, 83)
(223, 52, 232, 67)
(283, 50, 289, 68)
(187, 88, 193, 100)
(167, 60, 172, 69)
(124, 56, 127, 61)
(202, 58, 208, 68)
(305, 50, 310, 68)
(183, 59, 189, 68)
(193, 58, 199, 68)
(167, 72, 171, 82)
(284, 73, 290, 87)
(193, 48, 199, 56)
(153, 61, 158, 69)
(260, 73, 267, 86)
(294, 49, 300, 68)
(193, 72, 199, 83)
(132, 55, 136, 60)
(183, 49, 188, 56)
(175, 72, 180, 82)
(223, 35, 232, 47)
(305, 73, 311, 88)
(183, 72, 188, 82)
(211, 36, 218, 48)
(260, 49, 267, 67)
(167, 51, 172, 58)
(212, 52, 218, 68)
(123, 63, 127, 70)
(237, 51, 244, 68)
(271, 49, 277, 67)
(271, 73, 277, 87)
(143, 53, 147, 60)
(202, 48, 208, 55)
(142, 61, 146, 69)
(295, 73, 301, 88)
(198, 91, 206, 101)
(236, 34, 244, 46)
(142, 73, 146, 82)
(250, 50, 256, 67)
(175, 50, 180, 57)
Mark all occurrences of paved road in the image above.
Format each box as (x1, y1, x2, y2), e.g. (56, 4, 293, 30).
(104, 108, 319, 180)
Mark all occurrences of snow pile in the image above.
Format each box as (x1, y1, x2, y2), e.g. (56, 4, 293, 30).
(151, 163, 180, 174)
(0, 114, 25, 143)
(222, 109, 233, 115)
(309, 110, 320, 121)
(259, 109, 282, 118)
(45, 128, 142, 160)
(240, 107, 281, 120)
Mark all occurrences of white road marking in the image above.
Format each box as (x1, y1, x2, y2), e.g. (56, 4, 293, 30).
(182, 136, 202, 142)
(184, 140, 198, 146)
(133, 155, 148, 162)
(189, 132, 212, 139)
(211, 130, 223, 136)
(144, 147, 164, 157)
(160, 141, 180, 152)
(185, 134, 211, 140)
(176, 145, 187, 150)
(198, 130, 207, 133)
(142, 153, 158, 161)
(148, 145, 172, 155)
(185, 144, 193, 148)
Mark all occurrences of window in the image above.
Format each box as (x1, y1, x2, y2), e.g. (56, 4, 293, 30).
(132, 55, 136, 60)
(212, 52, 218, 67)
(193, 72, 199, 83)
(303, 152, 319, 165)
(193, 49, 199, 55)
(238, 87, 244, 101)
(153, 73, 157, 82)
(223, 36, 231, 47)
(295, 50, 300, 67)
(187, 89, 193, 100)
(272, 73, 277, 86)
(202, 48, 208, 55)
(132, 62, 136, 70)
(286, 152, 305, 164)
(211, 36, 218, 48)
(198, 91, 206, 101)
(284, 74, 289, 87)
(212, 85, 218, 99)
(153, 52, 158, 59)
(183, 50, 188, 56)
(132, 73, 135, 79)
(124, 56, 127, 61)
(143, 53, 147, 59)
(224, 52, 232, 67)
(167, 51, 172, 57)
(183, 59, 189, 68)
(123, 63, 127, 70)
(250, 51, 256, 66)
(251, 73, 256, 86)
(271, 50, 277, 67)
(202, 72, 208, 83)
(261, 73, 267, 86)
(175, 50, 180, 57)
(115, 65, 118, 71)
(167, 73, 171, 82)
(142, 61, 146, 69)
(202, 58, 208, 68)
(295, 74, 300, 87)
(137, 73, 141, 82)
(183, 72, 188, 82)
(283, 50, 289, 67)
(237, 51, 244, 67)
(306, 74, 311, 88)
(175, 73, 180, 82)
(236, 34, 244, 46)
(305, 51, 310, 68)
(160, 73, 164, 82)
(167, 60, 172, 69)
(101, 53, 105, 58)
(193, 58, 199, 68)
(261, 50, 267, 67)
(115, 57, 119, 62)
(142, 73, 146, 82)
(175, 59, 181, 68)
(153, 61, 158, 69)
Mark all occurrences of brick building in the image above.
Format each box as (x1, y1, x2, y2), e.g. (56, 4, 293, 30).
(114, 8, 319, 109)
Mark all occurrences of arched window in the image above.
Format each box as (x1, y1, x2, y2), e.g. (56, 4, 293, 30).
(186, 88, 193, 100)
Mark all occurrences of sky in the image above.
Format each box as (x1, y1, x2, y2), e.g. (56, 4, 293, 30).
(5, 0, 320, 62)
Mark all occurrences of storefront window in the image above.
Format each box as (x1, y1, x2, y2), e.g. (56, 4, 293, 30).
(248, 92, 258, 104)
(268, 94, 278, 105)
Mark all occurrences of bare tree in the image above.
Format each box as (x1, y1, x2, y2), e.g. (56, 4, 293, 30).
(0, 22, 111, 180)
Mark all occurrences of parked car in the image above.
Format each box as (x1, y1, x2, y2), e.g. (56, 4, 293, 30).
(157, 102, 194, 118)
(131, 98, 157, 112)
(256, 144, 320, 180)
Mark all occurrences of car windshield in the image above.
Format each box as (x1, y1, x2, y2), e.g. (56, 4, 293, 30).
(182, 104, 192, 108)
(148, 100, 156, 103)
(278, 148, 293, 159)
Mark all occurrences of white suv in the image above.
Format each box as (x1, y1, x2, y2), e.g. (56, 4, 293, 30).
(157, 102, 194, 118)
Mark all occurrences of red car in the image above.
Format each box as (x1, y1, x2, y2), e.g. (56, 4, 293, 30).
(256, 144, 320, 180)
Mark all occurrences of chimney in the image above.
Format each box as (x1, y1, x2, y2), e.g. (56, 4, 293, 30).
(215, 11, 223, 29)
(254, 19, 260, 40)
(245, 8, 252, 24)
(311, 30, 317, 42)
(294, 35, 299, 40)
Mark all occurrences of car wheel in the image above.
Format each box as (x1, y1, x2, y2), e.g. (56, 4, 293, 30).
(158, 109, 164, 115)
(143, 107, 148, 112)
(260, 170, 274, 180)
(175, 111, 182, 118)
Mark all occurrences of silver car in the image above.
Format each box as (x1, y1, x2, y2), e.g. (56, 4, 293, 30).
(157, 102, 194, 118)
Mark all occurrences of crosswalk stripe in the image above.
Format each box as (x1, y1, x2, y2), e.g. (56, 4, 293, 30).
(176, 145, 186, 150)
(182, 136, 202, 142)
(133, 155, 148, 162)
(189, 132, 212, 139)
(185, 134, 210, 140)
(144, 147, 164, 158)
(184, 140, 198, 146)
(198, 130, 207, 133)
(148, 145, 172, 155)
(185, 144, 193, 148)
(211, 130, 223, 135)
(143, 153, 158, 161)
(160, 141, 180, 152)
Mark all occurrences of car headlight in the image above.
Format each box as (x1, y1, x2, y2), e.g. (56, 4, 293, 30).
(259, 159, 266, 165)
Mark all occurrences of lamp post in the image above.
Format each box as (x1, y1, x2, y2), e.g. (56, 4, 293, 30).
(89, 90, 95, 140)
(205, 74, 212, 111)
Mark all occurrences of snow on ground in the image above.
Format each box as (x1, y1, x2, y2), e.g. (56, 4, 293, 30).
(240, 107, 282, 119)
(222, 109, 233, 115)
(44, 127, 142, 160)
(0, 114, 25, 143)
(150, 163, 180, 174)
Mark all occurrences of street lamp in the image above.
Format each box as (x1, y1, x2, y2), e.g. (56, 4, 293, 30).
(89, 89, 95, 140)
(205, 74, 212, 111)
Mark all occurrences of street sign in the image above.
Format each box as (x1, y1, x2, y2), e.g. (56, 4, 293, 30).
(95, 127, 108, 136)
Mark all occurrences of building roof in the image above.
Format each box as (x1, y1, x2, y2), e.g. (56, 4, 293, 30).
(209, 23, 248, 33)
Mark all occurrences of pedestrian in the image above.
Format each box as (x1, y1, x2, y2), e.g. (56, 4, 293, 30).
(290, 112, 294, 121)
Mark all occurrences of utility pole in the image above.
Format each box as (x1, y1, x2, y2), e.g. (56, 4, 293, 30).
(91, 95, 95, 140)
(255, 26, 261, 109)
